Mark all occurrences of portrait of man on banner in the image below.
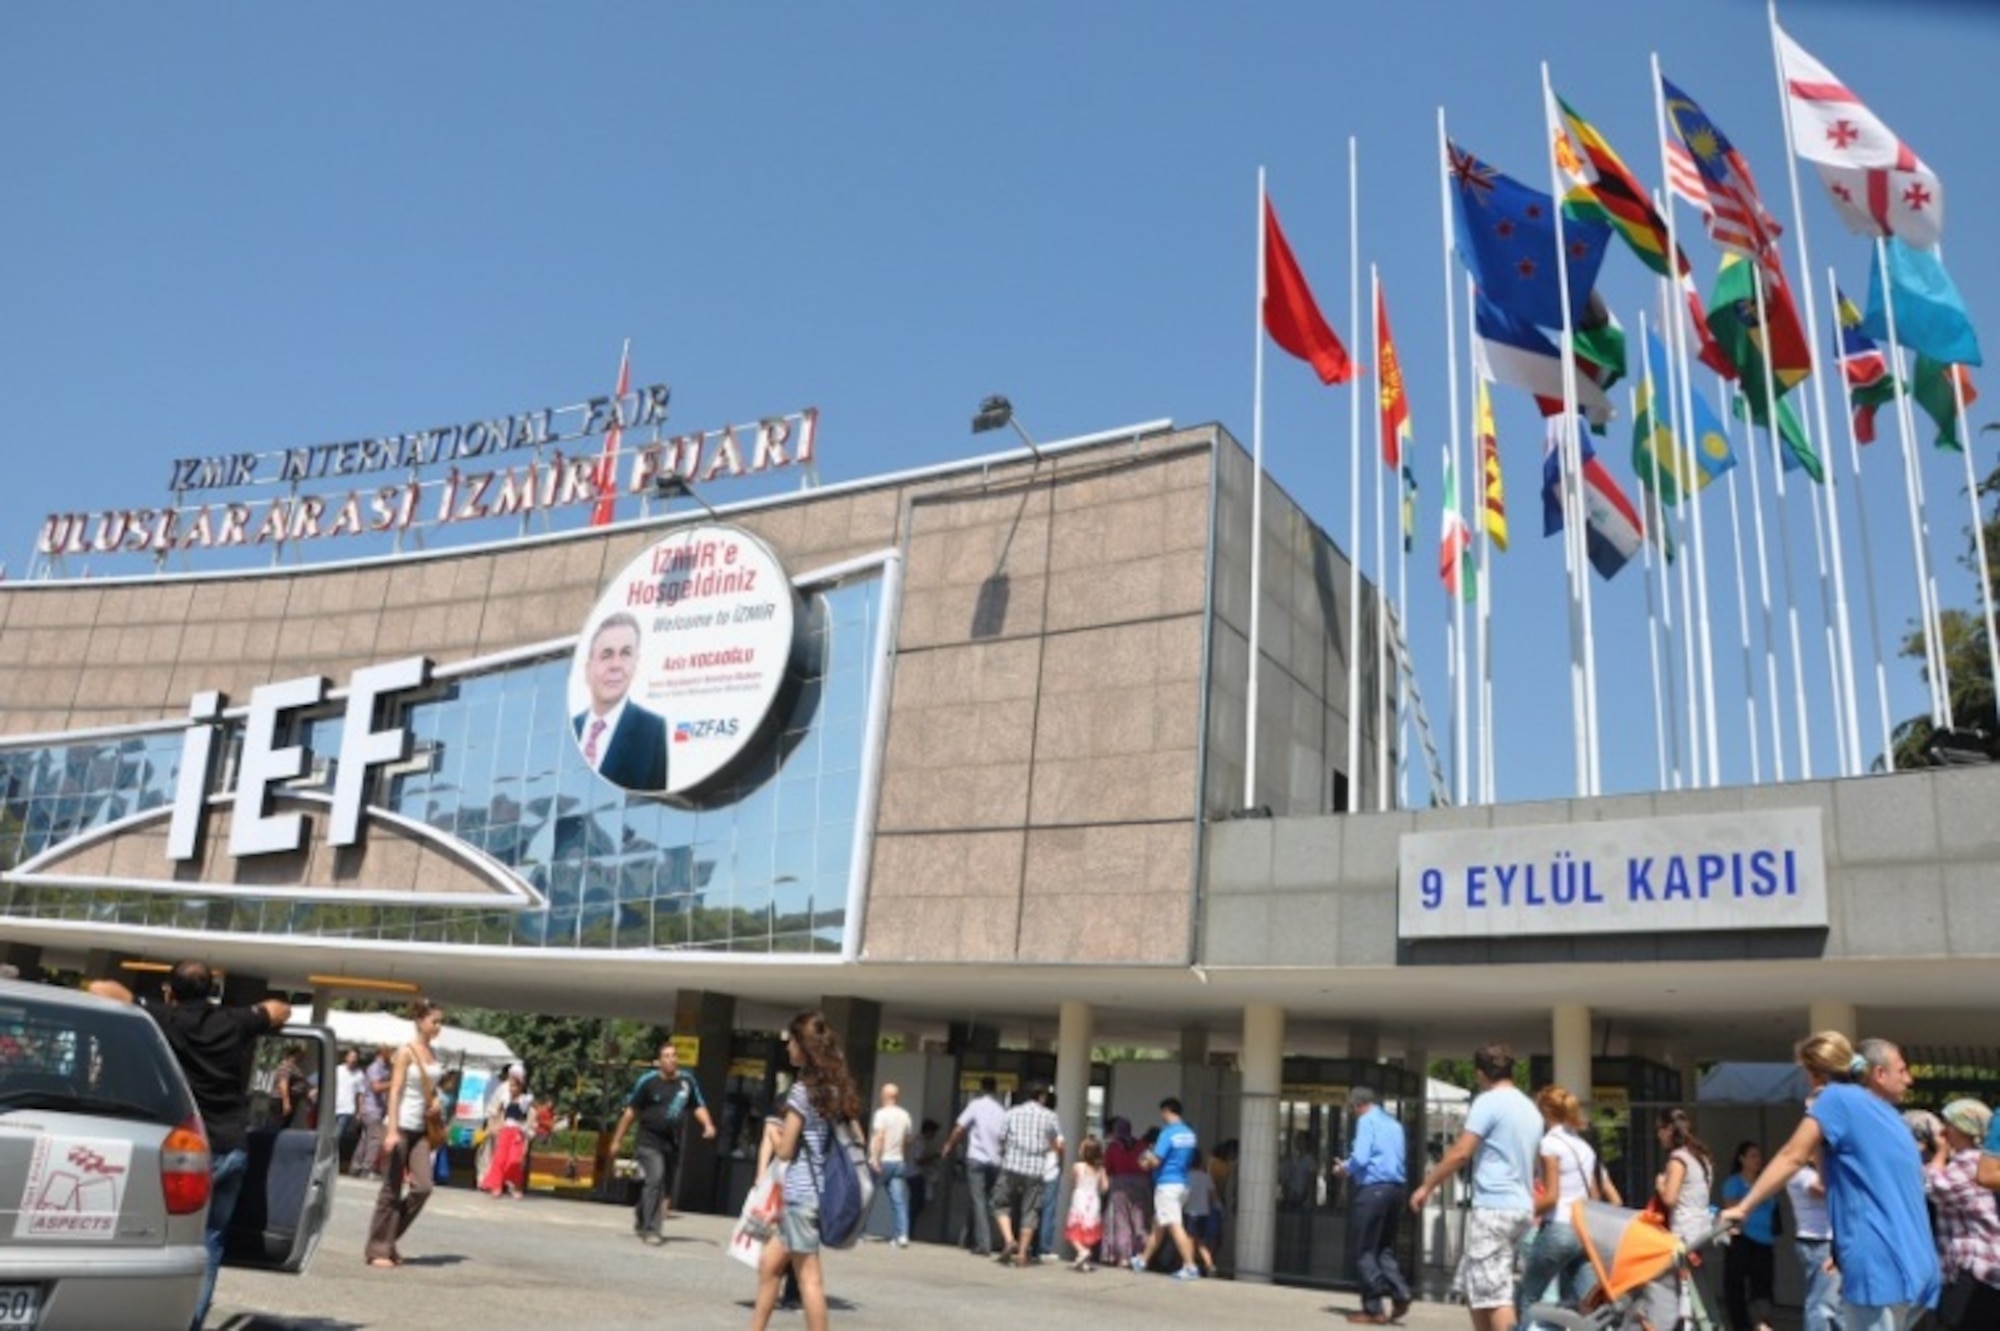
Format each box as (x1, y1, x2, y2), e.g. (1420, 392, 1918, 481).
(570, 611, 670, 793)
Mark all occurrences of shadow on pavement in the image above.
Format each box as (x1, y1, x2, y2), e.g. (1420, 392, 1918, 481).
(219, 1317, 364, 1331)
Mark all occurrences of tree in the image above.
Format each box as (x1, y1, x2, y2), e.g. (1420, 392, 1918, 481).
(1889, 451, 2000, 769)
(453, 1008, 669, 1129)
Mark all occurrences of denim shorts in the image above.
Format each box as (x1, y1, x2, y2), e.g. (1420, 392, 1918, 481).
(779, 1203, 821, 1255)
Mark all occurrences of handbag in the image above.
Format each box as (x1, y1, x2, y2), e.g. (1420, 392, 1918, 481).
(415, 1053, 448, 1151)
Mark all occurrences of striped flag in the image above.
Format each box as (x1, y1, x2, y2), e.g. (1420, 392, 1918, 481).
(1476, 380, 1508, 551)
(590, 343, 632, 527)
(1551, 91, 1684, 279)
(1665, 142, 1711, 216)
(1661, 76, 1784, 265)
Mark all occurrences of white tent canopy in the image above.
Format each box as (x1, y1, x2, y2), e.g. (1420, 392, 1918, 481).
(322, 1010, 517, 1069)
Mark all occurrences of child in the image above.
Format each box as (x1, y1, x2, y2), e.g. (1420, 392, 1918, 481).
(1184, 1148, 1219, 1275)
(1065, 1134, 1106, 1271)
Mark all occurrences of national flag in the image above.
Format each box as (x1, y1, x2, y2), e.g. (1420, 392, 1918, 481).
(1449, 141, 1612, 330)
(1400, 462, 1418, 555)
(1912, 355, 1979, 451)
(1473, 291, 1613, 429)
(1264, 194, 1356, 385)
(1728, 391, 1824, 482)
(1440, 445, 1474, 599)
(1476, 379, 1508, 552)
(1836, 288, 1897, 444)
(1541, 425, 1648, 580)
(1675, 272, 1738, 381)
(1707, 254, 1812, 414)
(1376, 284, 1412, 467)
(1572, 292, 1627, 396)
(1633, 331, 1735, 508)
(1660, 76, 1785, 263)
(1665, 141, 1711, 216)
(590, 342, 632, 527)
(1775, 24, 1943, 249)
(1860, 237, 1983, 368)
(1551, 91, 1682, 279)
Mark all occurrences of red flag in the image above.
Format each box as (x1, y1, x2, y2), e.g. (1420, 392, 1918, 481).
(1375, 284, 1411, 467)
(589, 344, 631, 527)
(1264, 196, 1355, 385)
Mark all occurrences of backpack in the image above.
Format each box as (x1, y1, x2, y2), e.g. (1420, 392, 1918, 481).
(809, 1116, 875, 1249)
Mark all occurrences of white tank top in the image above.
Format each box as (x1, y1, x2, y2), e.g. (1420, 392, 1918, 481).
(397, 1049, 443, 1132)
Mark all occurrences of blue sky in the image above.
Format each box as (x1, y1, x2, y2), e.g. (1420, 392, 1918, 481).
(2, 1, 1995, 806)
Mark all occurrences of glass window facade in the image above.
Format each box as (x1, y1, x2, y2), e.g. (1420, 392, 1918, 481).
(0, 573, 883, 956)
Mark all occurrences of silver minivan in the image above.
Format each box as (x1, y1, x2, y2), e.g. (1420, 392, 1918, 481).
(0, 980, 337, 1331)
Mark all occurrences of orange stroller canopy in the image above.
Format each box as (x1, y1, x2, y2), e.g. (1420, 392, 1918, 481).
(1572, 1199, 1684, 1301)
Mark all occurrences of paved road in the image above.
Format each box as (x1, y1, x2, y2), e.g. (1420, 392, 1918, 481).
(208, 1176, 1481, 1330)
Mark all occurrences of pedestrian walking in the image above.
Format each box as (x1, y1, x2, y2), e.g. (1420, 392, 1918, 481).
(1131, 1097, 1202, 1281)
(1065, 1135, 1106, 1271)
(749, 1010, 862, 1331)
(364, 998, 448, 1269)
(1335, 1085, 1412, 1324)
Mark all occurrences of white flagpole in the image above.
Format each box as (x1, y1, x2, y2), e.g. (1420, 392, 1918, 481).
(1735, 361, 1788, 781)
(1822, 266, 1897, 771)
(1346, 136, 1366, 811)
(1876, 235, 1953, 730)
(1399, 446, 1412, 808)
(1543, 65, 1601, 796)
(1724, 466, 1764, 783)
(1644, 305, 1697, 787)
(1806, 466, 1851, 771)
(1468, 279, 1495, 805)
(1950, 368, 2000, 724)
(1635, 382, 1673, 791)
(1768, 1, 1863, 776)
(1436, 110, 1471, 804)
(1748, 262, 1814, 779)
(1247, 168, 1268, 810)
(1373, 265, 1391, 811)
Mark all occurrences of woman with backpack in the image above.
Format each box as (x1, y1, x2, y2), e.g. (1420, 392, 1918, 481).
(750, 1010, 862, 1331)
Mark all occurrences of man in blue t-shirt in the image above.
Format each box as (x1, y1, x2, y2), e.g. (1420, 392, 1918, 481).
(1411, 1044, 1543, 1331)
(1132, 1097, 1203, 1281)
(606, 1041, 716, 1242)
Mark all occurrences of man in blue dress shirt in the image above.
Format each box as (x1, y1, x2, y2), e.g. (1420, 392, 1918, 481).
(1335, 1086, 1413, 1325)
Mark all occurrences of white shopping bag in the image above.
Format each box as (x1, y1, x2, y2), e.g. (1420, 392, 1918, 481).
(727, 1163, 784, 1270)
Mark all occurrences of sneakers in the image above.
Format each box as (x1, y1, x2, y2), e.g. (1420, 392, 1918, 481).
(1128, 1256, 1146, 1273)
(894, 1237, 908, 1248)
(1175, 1265, 1203, 1280)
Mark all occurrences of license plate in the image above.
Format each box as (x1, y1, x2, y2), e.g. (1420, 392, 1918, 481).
(0, 1286, 37, 1330)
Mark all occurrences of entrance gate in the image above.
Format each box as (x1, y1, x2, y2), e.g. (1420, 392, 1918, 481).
(1273, 1058, 1425, 1290)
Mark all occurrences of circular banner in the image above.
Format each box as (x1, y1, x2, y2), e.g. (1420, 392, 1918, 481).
(568, 524, 802, 800)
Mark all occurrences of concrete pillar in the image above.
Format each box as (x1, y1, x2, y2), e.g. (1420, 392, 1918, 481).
(1553, 1004, 1592, 1105)
(672, 989, 738, 1214)
(1055, 1001, 1093, 1247)
(1808, 1000, 1858, 1041)
(822, 996, 882, 1099)
(1235, 1003, 1285, 1285)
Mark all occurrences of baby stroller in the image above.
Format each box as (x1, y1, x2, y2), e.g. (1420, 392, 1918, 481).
(1522, 1200, 1729, 1331)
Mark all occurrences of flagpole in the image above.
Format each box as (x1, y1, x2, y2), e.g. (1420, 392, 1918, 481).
(1643, 305, 1698, 789)
(1824, 269, 1897, 770)
(1936, 238, 2000, 731)
(1399, 459, 1412, 809)
(1768, 1, 1863, 776)
(1543, 62, 1600, 796)
(1875, 235, 1953, 730)
(1247, 168, 1268, 811)
(1468, 278, 1494, 805)
(1805, 462, 1851, 773)
(1372, 265, 1390, 811)
(1648, 64, 1724, 786)
(1346, 137, 1367, 811)
(1436, 109, 1471, 805)
(1949, 362, 2000, 727)
(1634, 381, 1672, 791)
(1749, 263, 1815, 779)
(1724, 466, 1764, 783)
